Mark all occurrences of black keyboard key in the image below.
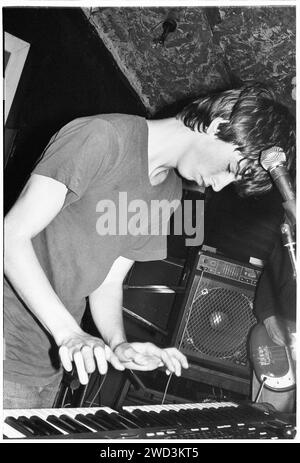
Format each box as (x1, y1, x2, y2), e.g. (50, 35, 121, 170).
(75, 414, 107, 432)
(134, 410, 169, 427)
(132, 410, 160, 427)
(29, 416, 63, 436)
(85, 413, 112, 430)
(18, 416, 47, 437)
(146, 411, 172, 427)
(5, 416, 35, 437)
(120, 410, 145, 428)
(95, 410, 127, 430)
(89, 413, 115, 431)
(158, 410, 181, 426)
(47, 415, 77, 434)
(114, 412, 139, 429)
(170, 410, 194, 427)
(182, 409, 211, 427)
(108, 412, 132, 430)
(59, 414, 93, 434)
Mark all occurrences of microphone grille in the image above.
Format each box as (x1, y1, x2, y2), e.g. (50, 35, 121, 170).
(260, 146, 286, 171)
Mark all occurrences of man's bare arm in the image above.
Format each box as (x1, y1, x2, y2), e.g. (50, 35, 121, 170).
(4, 174, 120, 384)
(89, 256, 134, 351)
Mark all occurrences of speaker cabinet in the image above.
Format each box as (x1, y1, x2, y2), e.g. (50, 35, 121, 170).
(173, 250, 262, 394)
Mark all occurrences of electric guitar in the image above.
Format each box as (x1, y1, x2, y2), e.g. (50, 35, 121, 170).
(249, 322, 296, 391)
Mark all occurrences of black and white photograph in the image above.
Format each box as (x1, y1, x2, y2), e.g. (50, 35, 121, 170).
(2, 0, 297, 445)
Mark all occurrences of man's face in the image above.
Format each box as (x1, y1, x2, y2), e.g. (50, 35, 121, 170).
(178, 132, 243, 192)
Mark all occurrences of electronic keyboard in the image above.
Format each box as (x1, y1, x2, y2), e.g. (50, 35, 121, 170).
(3, 401, 295, 439)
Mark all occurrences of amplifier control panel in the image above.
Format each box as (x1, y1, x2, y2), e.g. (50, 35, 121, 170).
(197, 252, 262, 286)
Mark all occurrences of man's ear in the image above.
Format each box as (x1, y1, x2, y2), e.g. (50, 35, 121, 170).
(207, 117, 229, 136)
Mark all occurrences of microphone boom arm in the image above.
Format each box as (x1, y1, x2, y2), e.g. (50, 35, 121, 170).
(280, 222, 297, 280)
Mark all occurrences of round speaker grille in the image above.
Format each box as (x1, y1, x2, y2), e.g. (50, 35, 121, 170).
(183, 286, 256, 362)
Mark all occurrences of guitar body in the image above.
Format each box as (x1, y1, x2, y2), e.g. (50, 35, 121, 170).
(250, 323, 296, 392)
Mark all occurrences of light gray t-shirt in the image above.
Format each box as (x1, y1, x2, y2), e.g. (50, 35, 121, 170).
(4, 114, 182, 386)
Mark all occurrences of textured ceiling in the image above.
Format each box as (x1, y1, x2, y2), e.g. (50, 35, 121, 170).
(83, 6, 295, 115)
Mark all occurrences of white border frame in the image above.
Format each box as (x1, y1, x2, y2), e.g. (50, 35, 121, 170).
(4, 32, 30, 123)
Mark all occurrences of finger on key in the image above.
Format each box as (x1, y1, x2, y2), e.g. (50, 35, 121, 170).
(81, 345, 96, 374)
(170, 356, 182, 376)
(167, 348, 189, 369)
(59, 345, 73, 372)
(160, 350, 176, 374)
(94, 345, 108, 375)
(73, 350, 89, 384)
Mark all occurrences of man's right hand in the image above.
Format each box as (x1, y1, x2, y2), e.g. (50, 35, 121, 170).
(113, 341, 189, 375)
(58, 329, 125, 385)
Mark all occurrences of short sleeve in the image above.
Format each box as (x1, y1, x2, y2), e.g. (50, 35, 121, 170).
(32, 117, 116, 199)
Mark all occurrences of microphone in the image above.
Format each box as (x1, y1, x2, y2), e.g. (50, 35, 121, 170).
(260, 147, 295, 201)
(260, 146, 296, 224)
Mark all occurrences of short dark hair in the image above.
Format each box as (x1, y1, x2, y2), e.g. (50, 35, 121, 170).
(177, 83, 296, 197)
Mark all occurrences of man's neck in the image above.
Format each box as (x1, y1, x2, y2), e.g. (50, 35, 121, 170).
(146, 117, 197, 185)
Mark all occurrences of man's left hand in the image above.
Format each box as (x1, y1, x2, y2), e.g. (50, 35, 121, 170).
(113, 342, 189, 376)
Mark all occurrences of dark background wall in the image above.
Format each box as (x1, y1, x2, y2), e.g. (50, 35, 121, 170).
(4, 7, 146, 213)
